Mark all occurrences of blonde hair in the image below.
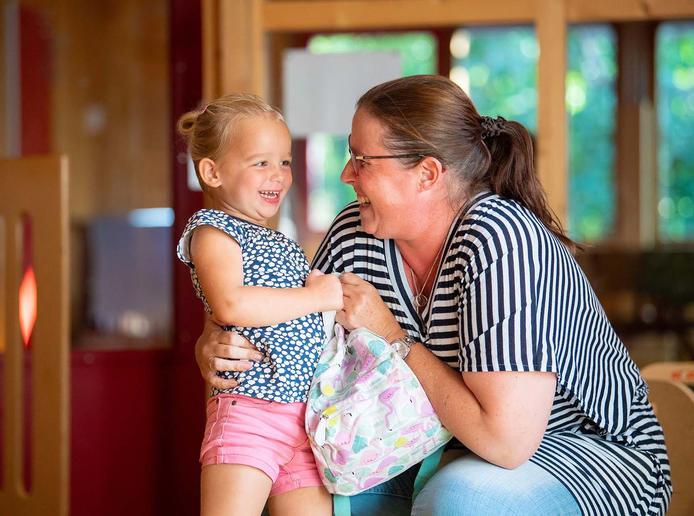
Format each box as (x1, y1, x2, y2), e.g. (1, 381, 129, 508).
(177, 93, 285, 191)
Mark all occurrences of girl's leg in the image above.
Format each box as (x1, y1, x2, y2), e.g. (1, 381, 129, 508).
(201, 464, 272, 516)
(412, 454, 581, 516)
(267, 486, 333, 516)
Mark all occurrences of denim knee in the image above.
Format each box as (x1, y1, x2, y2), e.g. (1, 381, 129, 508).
(412, 455, 580, 516)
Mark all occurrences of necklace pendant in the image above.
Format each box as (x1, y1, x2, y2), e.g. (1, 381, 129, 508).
(414, 293, 428, 309)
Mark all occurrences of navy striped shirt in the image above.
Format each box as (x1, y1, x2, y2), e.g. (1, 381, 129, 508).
(313, 193, 671, 515)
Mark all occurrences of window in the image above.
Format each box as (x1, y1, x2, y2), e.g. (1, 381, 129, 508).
(304, 32, 438, 234)
(450, 25, 617, 242)
(656, 22, 694, 242)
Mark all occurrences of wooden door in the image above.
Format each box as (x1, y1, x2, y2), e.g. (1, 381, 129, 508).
(0, 156, 69, 516)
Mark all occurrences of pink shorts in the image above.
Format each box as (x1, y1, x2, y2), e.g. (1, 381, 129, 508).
(200, 394, 324, 497)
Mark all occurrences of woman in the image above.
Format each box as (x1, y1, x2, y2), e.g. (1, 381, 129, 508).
(195, 75, 671, 515)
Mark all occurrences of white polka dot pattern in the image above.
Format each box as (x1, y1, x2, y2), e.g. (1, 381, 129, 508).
(177, 209, 325, 403)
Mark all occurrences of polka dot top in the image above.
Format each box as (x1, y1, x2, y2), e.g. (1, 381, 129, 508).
(177, 209, 325, 403)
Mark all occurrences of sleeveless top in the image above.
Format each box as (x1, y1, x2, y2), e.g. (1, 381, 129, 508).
(178, 209, 325, 403)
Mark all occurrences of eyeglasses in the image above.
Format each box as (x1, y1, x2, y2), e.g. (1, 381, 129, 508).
(347, 137, 424, 173)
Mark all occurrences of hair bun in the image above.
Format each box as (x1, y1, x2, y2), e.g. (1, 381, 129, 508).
(176, 111, 199, 136)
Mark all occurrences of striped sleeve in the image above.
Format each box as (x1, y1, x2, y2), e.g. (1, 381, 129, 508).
(458, 206, 556, 374)
(311, 202, 361, 274)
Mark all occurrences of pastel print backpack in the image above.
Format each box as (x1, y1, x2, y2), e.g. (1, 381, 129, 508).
(305, 316, 452, 506)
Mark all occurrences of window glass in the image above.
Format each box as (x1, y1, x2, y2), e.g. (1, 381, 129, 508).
(450, 27, 538, 131)
(450, 25, 617, 242)
(656, 22, 694, 242)
(305, 32, 437, 233)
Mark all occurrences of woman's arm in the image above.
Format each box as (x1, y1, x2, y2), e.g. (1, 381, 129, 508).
(405, 344, 555, 469)
(194, 317, 264, 391)
(191, 226, 342, 327)
(338, 272, 556, 469)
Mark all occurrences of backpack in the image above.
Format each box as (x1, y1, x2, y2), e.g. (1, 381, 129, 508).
(305, 320, 452, 498)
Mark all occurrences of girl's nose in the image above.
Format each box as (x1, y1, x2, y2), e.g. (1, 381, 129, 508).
(270, 165, 284, 181)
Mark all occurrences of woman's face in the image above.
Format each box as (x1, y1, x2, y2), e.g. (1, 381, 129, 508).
(341, 108, 419, 239)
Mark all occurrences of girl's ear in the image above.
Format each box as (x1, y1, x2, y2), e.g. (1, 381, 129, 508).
(199, 158, 222, 189)
(417, 156, 446, 192)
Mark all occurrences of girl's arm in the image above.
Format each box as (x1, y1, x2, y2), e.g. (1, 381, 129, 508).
(337, 272, 555, 469)
(191, 226, 342, 327)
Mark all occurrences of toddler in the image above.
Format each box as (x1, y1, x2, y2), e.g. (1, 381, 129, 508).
(176, 94, 340, 515)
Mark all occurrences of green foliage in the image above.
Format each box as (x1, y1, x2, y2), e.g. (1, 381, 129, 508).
(306, 134, 351, 231)
(657, 22, 694, 241)
(452, 25, 616, 243)
(309, 33, 436, 76)
(451, 27, 538, 131)
(566, 26, 617, 242)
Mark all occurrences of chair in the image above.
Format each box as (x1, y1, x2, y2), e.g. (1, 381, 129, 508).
(641, 361, 694, 385)
(642, 362, 694, 516)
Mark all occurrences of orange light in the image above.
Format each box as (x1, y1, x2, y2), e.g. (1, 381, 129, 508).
(19, 266, 37, 347)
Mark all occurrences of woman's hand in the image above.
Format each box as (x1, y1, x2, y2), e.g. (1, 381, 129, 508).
(195, 317, 263, 390)
(337, 272, 403, 341)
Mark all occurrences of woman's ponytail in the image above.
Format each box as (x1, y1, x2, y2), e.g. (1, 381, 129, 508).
(482, 117, 577, 253)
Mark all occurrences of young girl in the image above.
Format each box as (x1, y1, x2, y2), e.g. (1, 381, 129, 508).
(176, 94, 340, 516)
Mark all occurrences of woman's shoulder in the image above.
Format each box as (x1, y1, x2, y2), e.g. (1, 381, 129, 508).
(454, 193, 548, 257)
(333, 201, 362, 224)
(322, 201, 364, 239)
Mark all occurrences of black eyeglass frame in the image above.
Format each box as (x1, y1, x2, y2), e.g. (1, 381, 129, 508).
(347, 136, 424, 171)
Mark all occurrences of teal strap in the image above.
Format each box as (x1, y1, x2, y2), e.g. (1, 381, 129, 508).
(333, 494, 351, 516)
(332, 446, 445, 514)
(412, 446, 445, 500)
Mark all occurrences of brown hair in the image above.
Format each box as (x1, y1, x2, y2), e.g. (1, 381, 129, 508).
(177, 93, 285, 191)
(356, 75, 576, 253)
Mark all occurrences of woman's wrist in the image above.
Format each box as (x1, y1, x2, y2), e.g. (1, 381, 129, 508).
(383, 325, 407, 343)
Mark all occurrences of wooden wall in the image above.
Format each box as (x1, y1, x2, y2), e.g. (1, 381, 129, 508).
(0, 5, 8, 156)
(11, 0, 171, 220)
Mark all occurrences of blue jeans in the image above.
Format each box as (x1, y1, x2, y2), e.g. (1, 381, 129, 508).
(349, 453, 581, 516)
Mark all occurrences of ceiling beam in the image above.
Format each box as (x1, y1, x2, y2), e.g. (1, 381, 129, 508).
(261, 0, 694, 32)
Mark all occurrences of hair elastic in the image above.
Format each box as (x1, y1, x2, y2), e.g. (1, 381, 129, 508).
(480, 115, 506, 140)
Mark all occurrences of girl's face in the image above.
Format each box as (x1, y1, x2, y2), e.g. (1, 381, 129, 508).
(213, 115, 292, 226)
(340, 108, 420, 239)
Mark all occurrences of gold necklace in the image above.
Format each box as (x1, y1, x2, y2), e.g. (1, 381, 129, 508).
(407, 243, 445, 310)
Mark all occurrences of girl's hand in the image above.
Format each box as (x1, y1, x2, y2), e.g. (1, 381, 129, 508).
(195, 318, 263, 390)
(337, 272, 403, 341)
(306, 269, 344, 311)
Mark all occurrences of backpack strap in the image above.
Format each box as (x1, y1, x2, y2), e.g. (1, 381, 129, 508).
(412, 445, 446, 500)
(332, 494, 351, 516)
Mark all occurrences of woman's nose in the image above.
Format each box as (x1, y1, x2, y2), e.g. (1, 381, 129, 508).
(340, 160, 355, 185)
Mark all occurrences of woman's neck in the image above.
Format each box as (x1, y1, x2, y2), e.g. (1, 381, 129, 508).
(396, 203, 460, 279)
